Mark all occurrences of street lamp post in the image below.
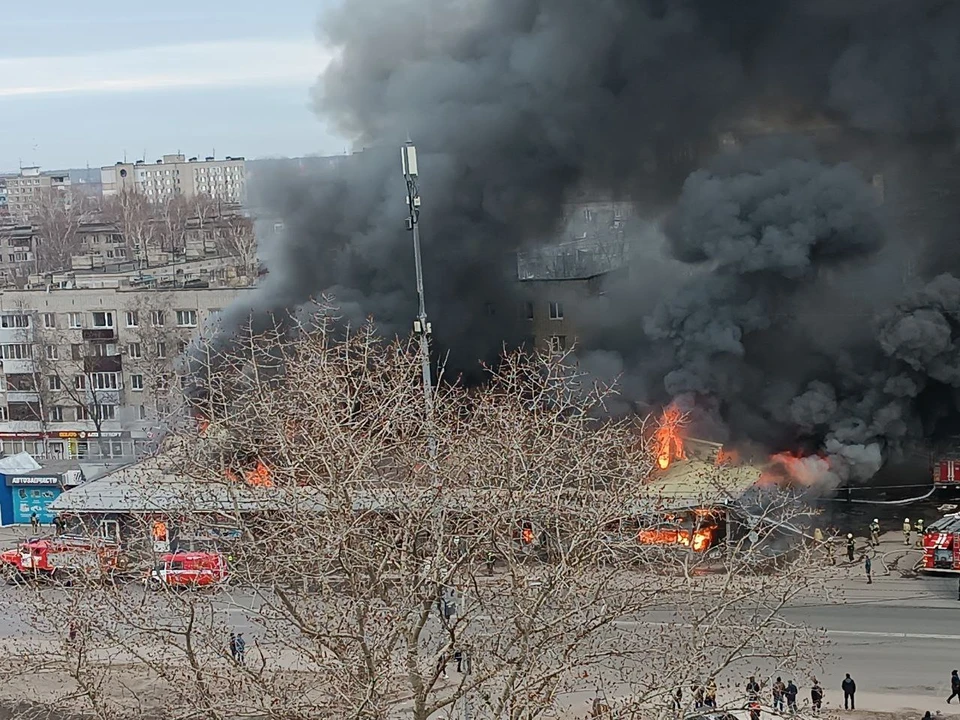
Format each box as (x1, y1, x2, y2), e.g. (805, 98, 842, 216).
(401, 141, 437, 458)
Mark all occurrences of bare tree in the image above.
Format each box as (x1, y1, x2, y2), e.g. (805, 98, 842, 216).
(32, 189, 95, 272)
(1, 309, 829, 720)
(100, 191, 159, 268)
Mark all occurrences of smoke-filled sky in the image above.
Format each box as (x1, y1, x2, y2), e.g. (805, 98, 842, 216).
(235, 0, 960, 484)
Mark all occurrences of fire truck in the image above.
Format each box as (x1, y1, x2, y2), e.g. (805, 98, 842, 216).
(934, 456, 960, 488)
(145, 551, 228, 590)
(920, 513, 960, 572)
(0, 535, 123, 583)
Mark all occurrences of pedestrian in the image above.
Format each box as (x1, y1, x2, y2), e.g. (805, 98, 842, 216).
(672, 687, 682, 710)
(772, 677, 786, 712)
(870, 518, 880, 547)
(811, 679, 823, 715)
(746, 675, 761, 702)
(454, 649, 465, 673)
(705, 678, 717, 708)
(485, 550, 496, 576)
(228, 632, 238, 661)
(923, 712, 933, 720)
(865, 555, 873, 584)
(748, 700, 761, 720)
(53, 515, 65, 536)
(235, 633, 246, 665)
(846, 533, 856, 562)
(68, 621, 77, 643)
(948, 669, 960, 703)
(693, 683, 704, 709)
(814, 527, 824, 544)
(785, 679, 798, 713)
(436, 652, 449, 680)
(903, 518, 912, 546)
(30, 512, 39, 533)
(842, 673, 856, 710)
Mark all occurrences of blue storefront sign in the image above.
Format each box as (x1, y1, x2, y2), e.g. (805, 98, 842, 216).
(5, 475, 63, 525)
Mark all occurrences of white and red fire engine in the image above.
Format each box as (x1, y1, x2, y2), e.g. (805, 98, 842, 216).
(933, 456, 960, 487)
(921, 513, 960, 572)
(0, 535, 122, 583)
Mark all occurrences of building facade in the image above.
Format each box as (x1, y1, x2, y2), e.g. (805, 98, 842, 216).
(0, 282, 251, 461)
(101, 154, 247, 204)
(4, 167, 71, 221)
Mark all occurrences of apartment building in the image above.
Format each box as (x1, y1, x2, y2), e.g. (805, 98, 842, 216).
(0, 177, 8, 217)
(4, 167, 71, 221)
(0, 281, 251, 461)
(101, 154, 247, 204)
(0, 224, 37, 286)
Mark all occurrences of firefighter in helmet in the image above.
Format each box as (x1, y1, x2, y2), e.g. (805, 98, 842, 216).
(903, 518, 912, 546)
(869, 519, 880, 547)
(915, 517, 925, 547)
(846, 533, 856, 562)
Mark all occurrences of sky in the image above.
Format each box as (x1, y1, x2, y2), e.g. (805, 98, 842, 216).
(0, 0, 346, 172)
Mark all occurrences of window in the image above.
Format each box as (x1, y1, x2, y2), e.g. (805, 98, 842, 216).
(151, 310, 165, 326)
(523, 302, 534, 320)
(0, 314, 29, 328)
(176, 309, 197, 327)
(549, 302, 564, 320)
(131, 374, 144, 391)
(75, 375, 86, 390)
(95, 405, 117, 421)
(68, 312, 82, 329)
(0, 406, 8, 421)
(94, 342, 117, 357)
(104, 440, 124, 458)
(156, 342, 166, 358)
(42, 313, 55, 329)
(91, 372, 120, 390)
(138, 405, 147, 420)
(0, 344, 31, 360)
(125, 311, 138, 328)
(45, 345, 58, 360)
(47, 376, 61, 391)
(48, 406, 63, 422)
(75, 441, 89, 458)
(127, 342, 142, 359)
(75, 406, 91, 421)
(71, 344, 83, 361)
(91, 311, 114, 328)
(549, 335, 567, 352)
(178, 341, 187, 354)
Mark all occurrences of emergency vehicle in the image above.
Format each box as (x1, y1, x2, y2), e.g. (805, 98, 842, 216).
(0, 535, 122, 583)
(145, 551, 227, 590)
(920, 513, 960, 572)
(933, 456, 960, 487)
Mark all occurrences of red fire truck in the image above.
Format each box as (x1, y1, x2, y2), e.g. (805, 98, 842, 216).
(145, 552, 227, 590)
(933, 456, 960, 487)
(0, 535, 123, 583)
(921, 514, 960, 572)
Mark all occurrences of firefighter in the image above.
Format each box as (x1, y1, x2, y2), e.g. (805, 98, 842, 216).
(846, 533, 856, 562)
(915, 517, 925, 547)
(864, 555, 872, 584)
(903, 518, 912, 546)
(869, 519, 880, 547)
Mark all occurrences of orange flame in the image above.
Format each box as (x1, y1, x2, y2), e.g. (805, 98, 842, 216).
(655, 405, 685, 470)
(637, 525, 716, 552)
(245, 460, 273, 488)
(764, 451, 831, 487)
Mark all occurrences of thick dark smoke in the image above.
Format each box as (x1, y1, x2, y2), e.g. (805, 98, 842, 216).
(216, 0, 960, 484)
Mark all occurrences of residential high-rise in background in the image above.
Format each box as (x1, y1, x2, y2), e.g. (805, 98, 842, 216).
(0, 261, 253, 461)
(3, 167, 72, 222)
(101, 154, 246, 204)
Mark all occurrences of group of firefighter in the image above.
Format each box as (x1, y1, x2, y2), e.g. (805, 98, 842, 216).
(812, 516, 925, 567)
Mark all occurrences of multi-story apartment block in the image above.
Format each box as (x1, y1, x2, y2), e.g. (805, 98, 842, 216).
(0, 177, 9, 217)
(101, 154, 246, 205)
(0, 224, 38, 286)
(4, 167, 71, 221)
(0, 280, 251, 461)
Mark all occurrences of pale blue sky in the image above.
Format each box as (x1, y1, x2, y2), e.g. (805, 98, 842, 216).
(0, 1, 345, 171)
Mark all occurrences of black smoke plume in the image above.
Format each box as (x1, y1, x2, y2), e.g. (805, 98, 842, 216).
(214, 0, 960, 483)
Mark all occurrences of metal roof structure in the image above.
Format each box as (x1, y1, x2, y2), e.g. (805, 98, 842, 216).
(640, 459, 764, 511)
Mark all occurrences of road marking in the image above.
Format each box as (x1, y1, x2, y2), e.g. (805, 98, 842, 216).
(827, 629, 960, 641)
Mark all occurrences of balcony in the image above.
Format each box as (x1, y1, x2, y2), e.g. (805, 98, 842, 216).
(6, 391, 39, 403)
(84, 389, 121, 406)
(83, 328, 116, 341)
(84, 355, 122, 373)
(0, 359, 36, 375)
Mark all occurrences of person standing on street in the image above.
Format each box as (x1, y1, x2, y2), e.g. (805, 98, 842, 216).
(228, 632, 238, 662)
(30, 512, 39, 533)
(842, 673, 856, 710)
(864, 555, 873, 584)
(870, 519, 881, 547)
(772, 677, 786, 712)
(915, 518, 925, 547)
(705, 678, 717, 708)
(811, 679, 823, 715)
(846, 533, 856, 562)
(948, 669, 960, 703)
(903, 518, 912, 546)
(785, 679, 799, 713)
(235, 633, 246, 665)
(746, 675, 761, 703)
